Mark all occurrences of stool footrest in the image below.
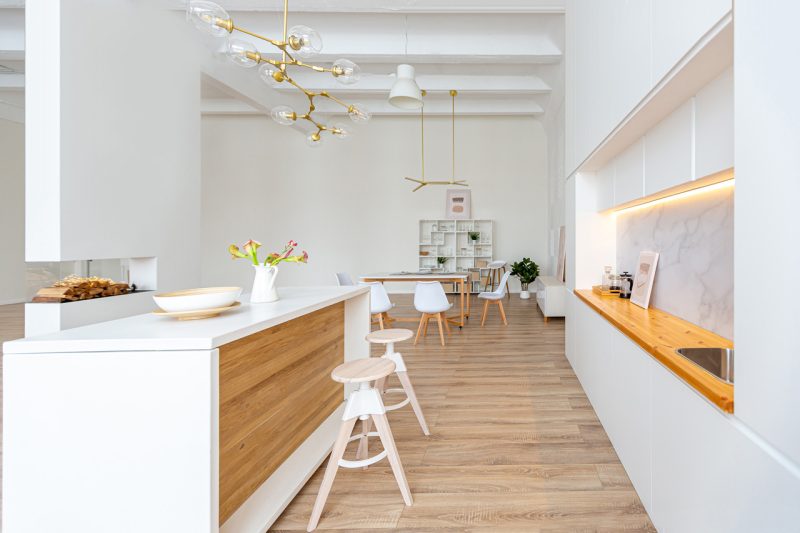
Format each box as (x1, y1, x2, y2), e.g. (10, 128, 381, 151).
(384, 397, 411, 411)
(339, 450, 387, 469)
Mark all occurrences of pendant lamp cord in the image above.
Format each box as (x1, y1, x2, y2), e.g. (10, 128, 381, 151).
(451, 90, 456, 182)
(421, 96, 425, 179)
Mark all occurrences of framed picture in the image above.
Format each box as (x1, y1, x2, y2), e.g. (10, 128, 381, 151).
(555, 226, 566, 283)
(630, 251, 659, 309)
(445, 189, 471, 219)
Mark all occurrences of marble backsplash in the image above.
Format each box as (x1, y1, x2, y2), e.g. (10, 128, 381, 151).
(616, 185, 734, 339)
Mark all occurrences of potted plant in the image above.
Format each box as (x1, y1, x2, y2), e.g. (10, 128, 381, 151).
(468, 231, 480, 244)
(510, 257, 540, 300)
(436, 256, 449, 271)
(228, 239, 308, 303)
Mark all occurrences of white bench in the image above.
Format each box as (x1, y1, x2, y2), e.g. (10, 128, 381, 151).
(533, 275, 566, 321)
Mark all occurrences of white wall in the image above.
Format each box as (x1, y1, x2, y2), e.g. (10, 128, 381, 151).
(0, 118, 25, 304)
(25, 0, 203, 292)
(200, 115, 549, 293)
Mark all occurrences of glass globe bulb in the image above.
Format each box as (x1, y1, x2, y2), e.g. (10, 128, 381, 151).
(347, 103, 371, 124)
(270, 105, 296, 126)
(258, 64, 284, 88)
(332, 59, 361, 85)
(331, 123, 350, 139)
(288, 25, 323, 58)
(227, 39, 259, 68)
(306, 131, 324, 147)
(186, 0, 231, 37)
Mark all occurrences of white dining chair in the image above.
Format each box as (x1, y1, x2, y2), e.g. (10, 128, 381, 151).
(360, 281, 395, 329)
(483, 260, 510, 300)
(478, 271, 511, 326)
(335, 272, 355, 286)
(413, 281, 453, 346)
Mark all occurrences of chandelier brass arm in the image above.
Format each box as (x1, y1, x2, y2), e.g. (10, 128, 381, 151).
(188, 0, 369, 146)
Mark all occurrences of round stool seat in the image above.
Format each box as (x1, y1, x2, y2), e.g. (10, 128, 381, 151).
(365, 328, 414, 344)
(332, 358, 396, 384)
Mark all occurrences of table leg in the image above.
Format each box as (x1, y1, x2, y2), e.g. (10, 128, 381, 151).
(459, 279, 465, 328)
(466, 279, 471, 318)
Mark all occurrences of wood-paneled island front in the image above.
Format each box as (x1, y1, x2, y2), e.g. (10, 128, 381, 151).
(3, 286, 370, 533)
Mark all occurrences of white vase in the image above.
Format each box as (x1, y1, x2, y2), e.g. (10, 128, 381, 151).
(251, 265, 279, 303)
(520, 290, 531, 300)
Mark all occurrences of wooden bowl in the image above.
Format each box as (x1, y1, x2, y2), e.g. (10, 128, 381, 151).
(419, 251, 430, 256)
(153, 287, 242, 313)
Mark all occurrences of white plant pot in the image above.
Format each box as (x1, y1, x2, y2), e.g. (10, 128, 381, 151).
(519, 290, 531, 300)
(251, 264, 279, 303)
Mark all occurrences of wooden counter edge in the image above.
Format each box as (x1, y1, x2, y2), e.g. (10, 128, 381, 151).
(574, 289, 734, 413)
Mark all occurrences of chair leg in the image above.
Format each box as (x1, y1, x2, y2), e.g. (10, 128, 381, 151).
(414, 313, 426, 345)
(378, 313, 385, 330)
(435, 313, 446, 346)
(480, 299, 490, 326)
(498, 300, 508, 325)
(307, 417, 358, 532)
(423, 314, 430, 337)
(371, 413, 413, 506)
(443, 315, 451, 335)
(396, 371, 430, 435)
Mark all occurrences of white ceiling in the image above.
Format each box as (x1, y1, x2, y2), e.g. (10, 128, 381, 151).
(0, 1, 564, 122)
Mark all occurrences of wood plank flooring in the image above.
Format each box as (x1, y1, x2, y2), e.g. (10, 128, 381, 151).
(272, 294, 655, 532)
(0, 303, 24, 509)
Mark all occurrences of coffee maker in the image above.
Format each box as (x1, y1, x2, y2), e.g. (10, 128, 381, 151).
(619, 271, 633, 299)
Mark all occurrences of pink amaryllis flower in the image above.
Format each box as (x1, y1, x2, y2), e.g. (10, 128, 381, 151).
(228, 244, 248, 260)
(227, 239, 309, 268)
(242, 239, 262, 265)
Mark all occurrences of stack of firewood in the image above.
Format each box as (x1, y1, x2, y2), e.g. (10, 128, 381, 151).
(33, 275, 132, 303)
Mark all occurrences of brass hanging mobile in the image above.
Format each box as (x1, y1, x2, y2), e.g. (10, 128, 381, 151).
(405, 90, 469, 192)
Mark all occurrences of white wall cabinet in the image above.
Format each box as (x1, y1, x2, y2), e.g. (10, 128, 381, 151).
(613, 138, 645, 206)
(650, 0, 732, 84)
(568, 299, 800, 530)
(695, 66, 734, 178)
(567, 0, 732, 174)
(643, 99, 694, 196)
(595, 162, 615, 212)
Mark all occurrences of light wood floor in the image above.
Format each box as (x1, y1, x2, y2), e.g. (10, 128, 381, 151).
(0, 303, 24, 508)
(273, 294, 655, 532)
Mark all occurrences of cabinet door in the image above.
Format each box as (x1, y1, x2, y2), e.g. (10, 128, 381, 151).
(606, 330, 653, 513)
(651, 0, 732, 84)
(596, 162, 615, 211)
(695, 66, 733, 178)
(651, 360, 800, 532)
(575, 305, 615, 425)
(571, 0, 651, 167)
(614, 138, 645, 205)
(644, 99, 693, 195)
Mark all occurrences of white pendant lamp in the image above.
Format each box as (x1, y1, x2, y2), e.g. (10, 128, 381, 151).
(389, 64, 423, 109)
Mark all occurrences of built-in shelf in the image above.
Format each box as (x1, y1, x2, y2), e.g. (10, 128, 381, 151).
(419, 219, 493, 293)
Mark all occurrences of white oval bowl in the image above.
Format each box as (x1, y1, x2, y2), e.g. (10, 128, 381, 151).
(153, 287, 242, 313)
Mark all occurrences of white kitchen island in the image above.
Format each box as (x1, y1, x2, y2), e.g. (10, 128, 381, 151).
(2, 286, 370, 533)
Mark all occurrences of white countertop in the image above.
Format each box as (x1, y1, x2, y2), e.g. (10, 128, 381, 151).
(3, 286, 368, 355)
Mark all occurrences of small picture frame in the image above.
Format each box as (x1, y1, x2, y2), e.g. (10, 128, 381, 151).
(630, 251, 659, 309)
(445, 189, 471, 219)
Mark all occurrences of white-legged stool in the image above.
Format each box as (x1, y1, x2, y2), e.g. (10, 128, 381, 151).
(307, 358, 412, 532)
(355, 329, 430, 463)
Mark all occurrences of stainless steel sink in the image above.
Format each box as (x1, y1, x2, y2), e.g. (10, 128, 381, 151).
(675, 347, 734, 384)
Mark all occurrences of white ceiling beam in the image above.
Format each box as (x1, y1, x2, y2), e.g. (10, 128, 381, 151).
(0, 72, 23, 89)
(267, 73, 551, 95)
(202, 96, 544, 116)
(0, 8, 24, 54)
(214, 0, 565, 14)
(226, 12, 563, 64)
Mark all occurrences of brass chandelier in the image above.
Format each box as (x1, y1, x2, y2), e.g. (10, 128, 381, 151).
(187, 0, 370, 147)
(405, 90, 469, 192)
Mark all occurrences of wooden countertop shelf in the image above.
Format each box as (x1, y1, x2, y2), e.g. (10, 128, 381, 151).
(574, 289, 734, 413)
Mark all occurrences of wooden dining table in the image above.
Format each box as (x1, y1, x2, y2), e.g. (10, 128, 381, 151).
(360, 272, 471, 328)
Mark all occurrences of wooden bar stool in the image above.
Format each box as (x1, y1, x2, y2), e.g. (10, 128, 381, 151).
(355, 329, 429, 462)
(307, 358, 412, 532)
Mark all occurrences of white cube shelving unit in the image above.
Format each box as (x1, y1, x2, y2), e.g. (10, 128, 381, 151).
(418, 219, 493, 293)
